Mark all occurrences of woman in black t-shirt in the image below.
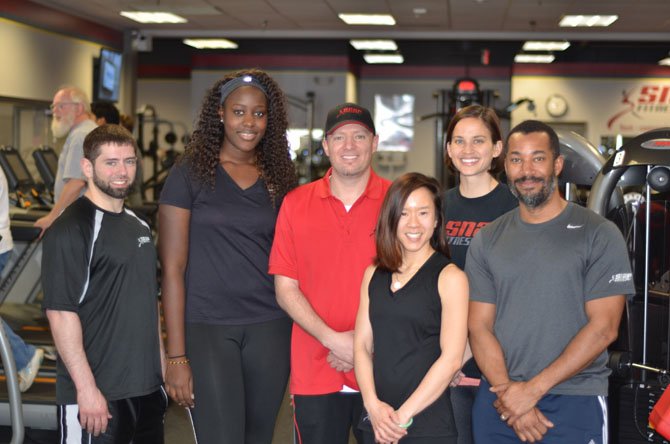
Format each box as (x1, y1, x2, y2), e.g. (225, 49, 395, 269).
(159, 69, 297, 444)
(354, 173, 468, 443)
(443, 106, 518, 444)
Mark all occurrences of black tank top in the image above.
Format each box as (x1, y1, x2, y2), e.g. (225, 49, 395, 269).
(359, 251, 457, 438)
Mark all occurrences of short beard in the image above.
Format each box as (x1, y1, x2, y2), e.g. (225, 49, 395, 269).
(93, 173, 132, 199)
(509, 174, 557, 209)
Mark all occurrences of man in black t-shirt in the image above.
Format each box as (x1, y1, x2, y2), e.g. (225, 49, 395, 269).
(42, 125, 165, 443)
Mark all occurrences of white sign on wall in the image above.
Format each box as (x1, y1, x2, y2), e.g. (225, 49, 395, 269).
(512, 76, 670, 146)
(606, 84, 670, 133)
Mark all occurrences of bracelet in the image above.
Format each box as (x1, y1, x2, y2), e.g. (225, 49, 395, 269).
(398, 417, 413, 429)
(167, 358, 190, 365)
(166, 354, 186, 360)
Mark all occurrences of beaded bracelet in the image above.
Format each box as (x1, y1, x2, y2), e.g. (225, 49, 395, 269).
(167, 358, 190, 365)
(398, 417, 413, 429)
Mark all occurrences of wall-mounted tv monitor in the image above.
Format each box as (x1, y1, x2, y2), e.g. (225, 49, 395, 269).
(94, 48, 122, 102)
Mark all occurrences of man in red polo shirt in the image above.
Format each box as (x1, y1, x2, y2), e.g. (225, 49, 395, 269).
(270, 103, 391, 444)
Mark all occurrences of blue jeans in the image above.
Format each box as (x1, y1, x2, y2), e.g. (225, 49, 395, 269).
(0, 250, 36, 371)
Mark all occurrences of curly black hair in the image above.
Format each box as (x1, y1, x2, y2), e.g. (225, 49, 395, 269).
(181, 68, 297, 206)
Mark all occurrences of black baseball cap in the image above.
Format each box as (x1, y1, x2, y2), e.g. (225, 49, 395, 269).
(324, 103, 376, 136)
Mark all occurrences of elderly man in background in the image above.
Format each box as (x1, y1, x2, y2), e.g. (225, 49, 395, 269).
(34, 86, 97, 234)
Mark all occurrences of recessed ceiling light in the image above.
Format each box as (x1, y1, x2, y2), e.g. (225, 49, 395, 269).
(350, 40, 398, 51)
(120, 11, 187, 24)
(559, 15, 617, 27)
(523, 41, 570, 51)
(338, 14, 396, 26)
(183, 39, 238, 49)
(659, 57, 670, 66)
(363, 53, 404, 64)
(514, 54, 555, 63)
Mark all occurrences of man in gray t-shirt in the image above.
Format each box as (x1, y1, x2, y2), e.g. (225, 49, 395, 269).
(467, 120, 634, 444)
(34, 86, 96, 235)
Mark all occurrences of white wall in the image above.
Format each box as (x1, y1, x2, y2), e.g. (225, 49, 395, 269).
(0, 18, 111, 104)
(511, 76, 670, 148)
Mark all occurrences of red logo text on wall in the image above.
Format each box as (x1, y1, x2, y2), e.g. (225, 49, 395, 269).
(607, 85, 670, 132)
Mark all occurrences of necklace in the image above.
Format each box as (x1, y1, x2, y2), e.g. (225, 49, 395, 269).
(391, 265, 421, 291)
(391, 252, 435, 291)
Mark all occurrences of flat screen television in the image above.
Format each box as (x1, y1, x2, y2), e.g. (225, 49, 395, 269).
(94, 48, 122, 102)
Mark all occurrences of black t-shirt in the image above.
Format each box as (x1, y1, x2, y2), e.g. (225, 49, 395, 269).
(360, 252, 456, 438)
(443, 183, 517, 377)
(159, 162, 285, 325)
(443, 183, 518, 270)
(42, 197, 162, 404)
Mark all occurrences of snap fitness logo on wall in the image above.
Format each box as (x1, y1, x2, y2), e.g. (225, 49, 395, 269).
(607, 85, 670, 131)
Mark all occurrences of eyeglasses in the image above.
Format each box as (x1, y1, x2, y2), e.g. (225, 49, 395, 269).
(49, 102, 78, 111)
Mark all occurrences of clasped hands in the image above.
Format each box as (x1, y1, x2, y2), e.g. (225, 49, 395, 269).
(491, 381, 554, 443)
(366, 399, 409, 444)
(326, 330, 354, 372)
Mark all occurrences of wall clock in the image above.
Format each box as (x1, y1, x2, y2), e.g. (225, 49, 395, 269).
(546, 94, 568, 118)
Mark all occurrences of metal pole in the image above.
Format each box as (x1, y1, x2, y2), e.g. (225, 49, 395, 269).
(306, 92, 315, 183)
(434, 91, 446, 187)
(642, 166, 651, 369)
(0, 319, 25, 444)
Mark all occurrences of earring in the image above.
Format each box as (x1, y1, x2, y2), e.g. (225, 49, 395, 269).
(220, 119, 224, 123)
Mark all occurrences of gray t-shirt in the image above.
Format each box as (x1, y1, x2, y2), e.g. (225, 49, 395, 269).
(54, 119, 96, 200)
(466, 202, 634, 396)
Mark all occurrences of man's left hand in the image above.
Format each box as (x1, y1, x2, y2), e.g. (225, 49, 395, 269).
(491, 381, 543, 422)
(327, 351, 353, 372)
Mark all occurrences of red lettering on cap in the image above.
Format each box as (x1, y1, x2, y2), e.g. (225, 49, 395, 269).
(337, 107, 363, 118)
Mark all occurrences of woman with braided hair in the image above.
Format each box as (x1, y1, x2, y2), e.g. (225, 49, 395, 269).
(159, 69, 297, 443)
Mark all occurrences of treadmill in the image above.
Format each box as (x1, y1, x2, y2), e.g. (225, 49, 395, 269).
(0, 147, 57, 437)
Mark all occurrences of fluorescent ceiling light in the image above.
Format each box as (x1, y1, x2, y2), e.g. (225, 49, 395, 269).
(559, 15, 617, 27)
(514, 54, 555, 64)
(364, 54, 404, 64)
(523, 41, 570, 51)
(659, 57, 670, 66)
(183, 39, 238, 49)
(350, 40, 398, 51)
(120, 11, 187, 24)
(338, 14, 396, 26)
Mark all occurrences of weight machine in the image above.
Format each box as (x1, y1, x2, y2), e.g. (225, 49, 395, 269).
(588, 128, 670, 442)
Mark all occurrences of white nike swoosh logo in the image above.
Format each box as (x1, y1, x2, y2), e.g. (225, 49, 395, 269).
(567, 224, 584, 229)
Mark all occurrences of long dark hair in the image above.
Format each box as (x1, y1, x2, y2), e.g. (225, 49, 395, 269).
(375, 173, 450, 272)
(180, 68, 297, 206)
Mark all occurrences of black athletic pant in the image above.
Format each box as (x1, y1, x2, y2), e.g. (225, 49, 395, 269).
(59, 388, 167, 443)
(187, 317, 292, 444)
(293, 392, 364, 444)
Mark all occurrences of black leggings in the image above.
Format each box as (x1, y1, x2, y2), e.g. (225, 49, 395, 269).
(186, 317, 292, 444)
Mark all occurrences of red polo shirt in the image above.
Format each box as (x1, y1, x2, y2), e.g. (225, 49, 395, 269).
(269, 168, 390, 395)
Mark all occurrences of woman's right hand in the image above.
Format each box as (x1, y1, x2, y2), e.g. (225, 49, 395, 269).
(366, 399, 407, 443)
(165, 363, 194, 408)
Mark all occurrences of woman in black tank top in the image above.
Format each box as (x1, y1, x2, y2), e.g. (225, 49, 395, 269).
(354, 173, 469, 443)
